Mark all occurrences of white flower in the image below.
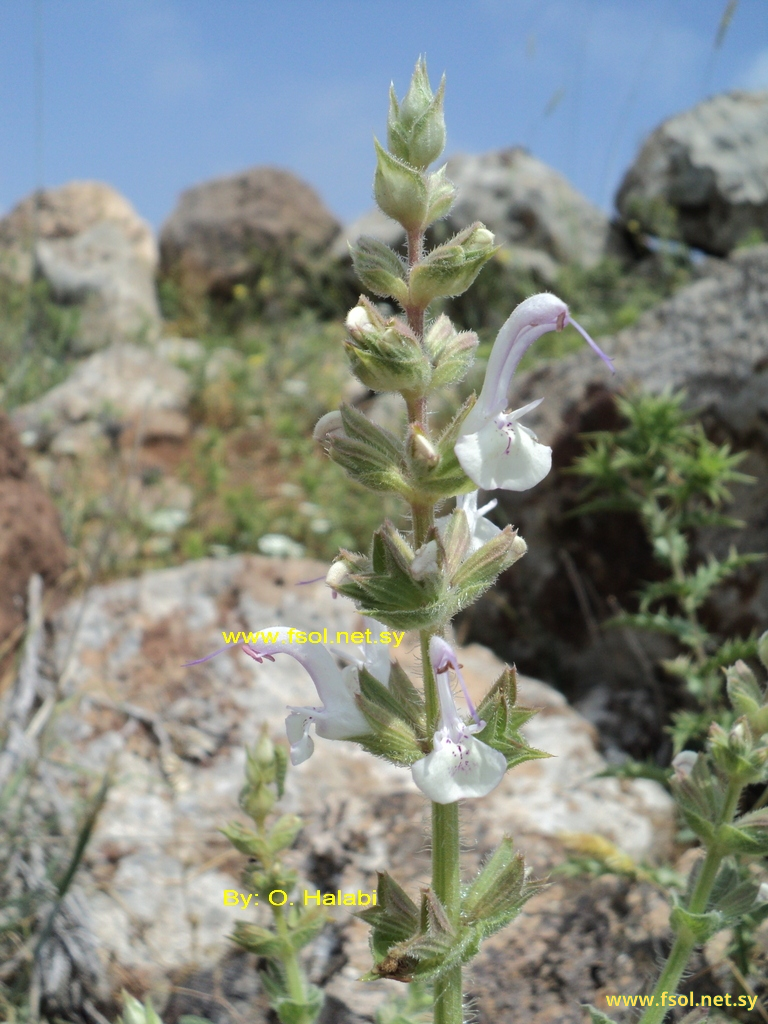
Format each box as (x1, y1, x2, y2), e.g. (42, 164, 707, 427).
(335, 617, 392, 688)
(187, 626, 386, 766)
(437, 490, 500, 554)
(455, 293, 614, 492)
(411, 637, 507, 804)
(411, 539, 440, 581)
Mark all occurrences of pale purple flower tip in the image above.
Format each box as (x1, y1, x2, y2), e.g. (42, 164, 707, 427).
(430, 637, 481, 726)
(183, 646, 229, 666)
(567, 315, 615, 375)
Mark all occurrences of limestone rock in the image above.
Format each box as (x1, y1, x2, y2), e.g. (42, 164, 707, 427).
(36, 221, 160, 351)
(461, 244, 768, 757)
(616, 91, 768, 255)
(36, 554, 674, 1015)
(0, 180, 157, 285)
(159, 167, 340, 296)
(0, 413, 67, 646)
(0, 181, 161, 350)
(334, 147, 612, 272)
(12, 343, 191, 451)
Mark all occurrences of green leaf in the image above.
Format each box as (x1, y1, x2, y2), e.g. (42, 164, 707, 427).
(232, 921, 287, 958)
(359, 872, 420, 962)
(267, 815, 303, 854)
(583, 1006, 620, 1024)
(219, 821, 271, 861)
(462, 838, 544, 936)
(475, 668, 549, 770)
(669, 901, 724, 943)
(288, 904, 328, 951)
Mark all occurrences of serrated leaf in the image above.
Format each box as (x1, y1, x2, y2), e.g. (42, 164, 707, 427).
(359, 872, 420, 962)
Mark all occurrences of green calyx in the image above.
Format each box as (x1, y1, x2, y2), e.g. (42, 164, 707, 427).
(344, 296, 432, 395)
(408, 223, 498, 306)
(360, 843, 541, 983)
(329, 517, 526, 631)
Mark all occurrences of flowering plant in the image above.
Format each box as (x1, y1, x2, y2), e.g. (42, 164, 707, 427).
(195, 59, 616, 1023)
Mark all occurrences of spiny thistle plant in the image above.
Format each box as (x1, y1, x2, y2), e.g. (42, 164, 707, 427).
(185, 58, 615, 1024)
(571, 389, 763, 751)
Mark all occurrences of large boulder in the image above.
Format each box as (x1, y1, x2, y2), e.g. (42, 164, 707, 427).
(0, 181, 161, 350)
(461, 244, 768, 758)
(0, 413, 67, 646)
(24, 554, 673, 1019)
(616, 91, 768, 255)
(11, 342, 192, 455)
(159, 167, 340, 297)
(334, 148, 614, 277)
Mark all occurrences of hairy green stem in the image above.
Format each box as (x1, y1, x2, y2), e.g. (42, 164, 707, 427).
(274, 905, 315, 1024)
(637, 779, 743, 1024)
(406, 216, 463, 1024)
(433, 801, 462, 1024)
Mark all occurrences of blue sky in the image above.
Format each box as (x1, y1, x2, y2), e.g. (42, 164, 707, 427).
(1, 0, 767, 231)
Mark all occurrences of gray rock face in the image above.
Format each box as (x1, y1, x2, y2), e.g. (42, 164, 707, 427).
(616, 91, 768, 255)
(0, 180, 157, 285)
(11, 342, 191, 448)
(0, 181, 160, 350)
(159, 167, 340, 295)
(335, 148, 612, 276)
(462, 245, 768, 756)
(34, 555, 673, 1016)
(36, 221, 161, 351)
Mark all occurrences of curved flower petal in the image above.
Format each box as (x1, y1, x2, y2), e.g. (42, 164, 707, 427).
(410, 636, 506, 803)
(455, 409, 552, 491)
(239, 627, 372, 763)
(454, 293, 613, 493)
(411, 732, 507, 803)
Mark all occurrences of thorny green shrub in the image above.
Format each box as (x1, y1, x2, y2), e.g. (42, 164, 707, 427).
(571, 389, 763, 751)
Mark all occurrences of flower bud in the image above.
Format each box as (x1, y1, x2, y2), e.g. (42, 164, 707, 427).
(409, 426, 439, 468)
(313, 410, 345, 442)
(672, 750, 698, 781)
(409, 223, 498, 306)
(373, 139, 428, 232)
(411, 539, 440, 581)
(326, 559, 353, 591)
(254, 726, 275, 769)
(759, 631, 768, 671)
(424, 314, 478, 387)
(425, 165, 457, 226)
(344, 308, 432, 395)
(350, 236, 409, 305)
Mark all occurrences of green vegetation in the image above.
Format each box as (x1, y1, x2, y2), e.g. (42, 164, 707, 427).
(571, 388, 762, 750)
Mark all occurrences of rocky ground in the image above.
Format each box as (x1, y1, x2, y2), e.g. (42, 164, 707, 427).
(17, 554, 674, 1022)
